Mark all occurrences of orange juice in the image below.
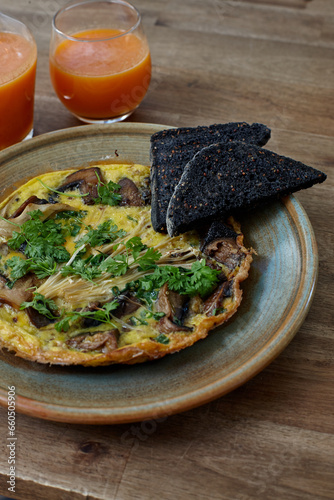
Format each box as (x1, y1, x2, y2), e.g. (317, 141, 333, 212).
(49, 28, 151, 120)
(0, 32, 37, 150)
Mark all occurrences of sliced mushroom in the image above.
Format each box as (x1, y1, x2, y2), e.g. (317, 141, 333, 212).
(79, 303, 103, 329)
(113, 292, 141, 318)
(0, 274, 36, 309)
(9, 196, 49, 219)
(203, 280, 233, 316)
(119, 178, 145, 206)
(0, 274, 56, 328)
(66, 330, 119, 353)
(156, 283, 192, 334)
(80, 293, 141, 329)
(0, 202, 74, 241)
(57, 167, 102, 205)
(26, 307, 55, 328)
(201, 220, 243, 269)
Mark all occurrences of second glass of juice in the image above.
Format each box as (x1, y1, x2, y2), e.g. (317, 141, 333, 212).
(0, 13, 37, 151)
(49, 0, 151, 123)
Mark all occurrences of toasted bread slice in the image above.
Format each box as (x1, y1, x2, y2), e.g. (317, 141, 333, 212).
(150, 122, 271, 232)
(166, 141, 327, 236)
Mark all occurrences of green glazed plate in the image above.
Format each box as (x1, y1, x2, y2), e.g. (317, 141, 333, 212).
(0, 123, 318, 424)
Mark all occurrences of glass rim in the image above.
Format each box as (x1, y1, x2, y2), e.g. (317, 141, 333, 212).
(0, 12, 36, 41)
(52, 0, 142, 42)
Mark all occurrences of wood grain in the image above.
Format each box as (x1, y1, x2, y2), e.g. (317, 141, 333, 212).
(0, 0, 333, 499)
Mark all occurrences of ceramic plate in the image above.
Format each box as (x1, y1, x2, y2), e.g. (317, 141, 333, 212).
(0, 123, 318, 424)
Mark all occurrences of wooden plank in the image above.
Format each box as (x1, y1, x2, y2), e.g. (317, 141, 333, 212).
(0, 0, 333, 499)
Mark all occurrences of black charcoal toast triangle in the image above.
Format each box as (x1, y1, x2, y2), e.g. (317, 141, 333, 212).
(166, 141, 327, 236)
(150, 122, 271, 232)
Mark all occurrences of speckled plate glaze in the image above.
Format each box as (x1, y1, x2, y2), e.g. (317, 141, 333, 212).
(0, 123, 318, 424)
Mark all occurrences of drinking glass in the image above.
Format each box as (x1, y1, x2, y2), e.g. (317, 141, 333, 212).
(49, 0, 152, 123)
(0, 13, 37, 150)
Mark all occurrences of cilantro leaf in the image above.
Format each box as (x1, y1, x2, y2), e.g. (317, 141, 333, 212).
(7, 230, 26, 250)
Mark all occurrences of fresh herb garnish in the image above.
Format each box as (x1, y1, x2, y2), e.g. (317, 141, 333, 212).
(99, 253, 129, 277)
(155, 333, 170, 345)
(54, 300, 119, 332)
(98, 237, 161, 278)
(75, 220, 126, 249)
(37, 178, 89, 199)
(20, 290, 120, 333)
(128, 259, 220, 298)
(212, 307, 227, 316)
(6, 256, 31, 281)
(4, 210, 72, 281)
(55, 210, 87, 237)
(93, 173, 122, 206)
(7, 255, 57, 280)
(20, 293, 59, 320)
(130, 315, 148, 326)
(7, 209, 70, 263)
(61, 254, 105, 283)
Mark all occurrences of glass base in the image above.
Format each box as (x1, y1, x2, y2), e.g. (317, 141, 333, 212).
(73, 109, 135, 124)
(0, 127, 34, 151)
(23, 127, 34, 141)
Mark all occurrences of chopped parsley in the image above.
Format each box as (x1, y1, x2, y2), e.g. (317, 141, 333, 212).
(61, 235, 162, 282)
(7, 209, 70, 261)
(7, 255, 57, 280)
(93, 173, 122, 206)
(20, 291, 120, 333)
(60, 254, 105, 282)
(155, 334, 170, 345)
(212, 307, 227, 316)
(75, 220, 126, 249)
(55, 210, 87, 237)
(54, 300, 119, 332)
(20, 293, 59, 320)
(4, 210, 78, 281)
(3, 210, 87, 282)
(128, 259, 220, 298)
(99, 237, 161, 277)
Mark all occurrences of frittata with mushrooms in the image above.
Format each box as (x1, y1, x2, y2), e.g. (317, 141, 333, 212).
(0, 163, 252, 365)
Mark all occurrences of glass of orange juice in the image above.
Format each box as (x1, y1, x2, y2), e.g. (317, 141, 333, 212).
(49, 0, 152, 123)
(0, 13, 37, 151)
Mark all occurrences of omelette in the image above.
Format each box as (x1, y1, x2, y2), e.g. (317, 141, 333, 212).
(0, 164, 252, 365)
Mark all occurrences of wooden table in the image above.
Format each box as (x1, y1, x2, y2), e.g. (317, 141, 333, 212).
(0, 1, 333, 499)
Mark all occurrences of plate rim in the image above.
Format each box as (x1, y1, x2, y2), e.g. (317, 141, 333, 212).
(0, 123, 318, 424)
